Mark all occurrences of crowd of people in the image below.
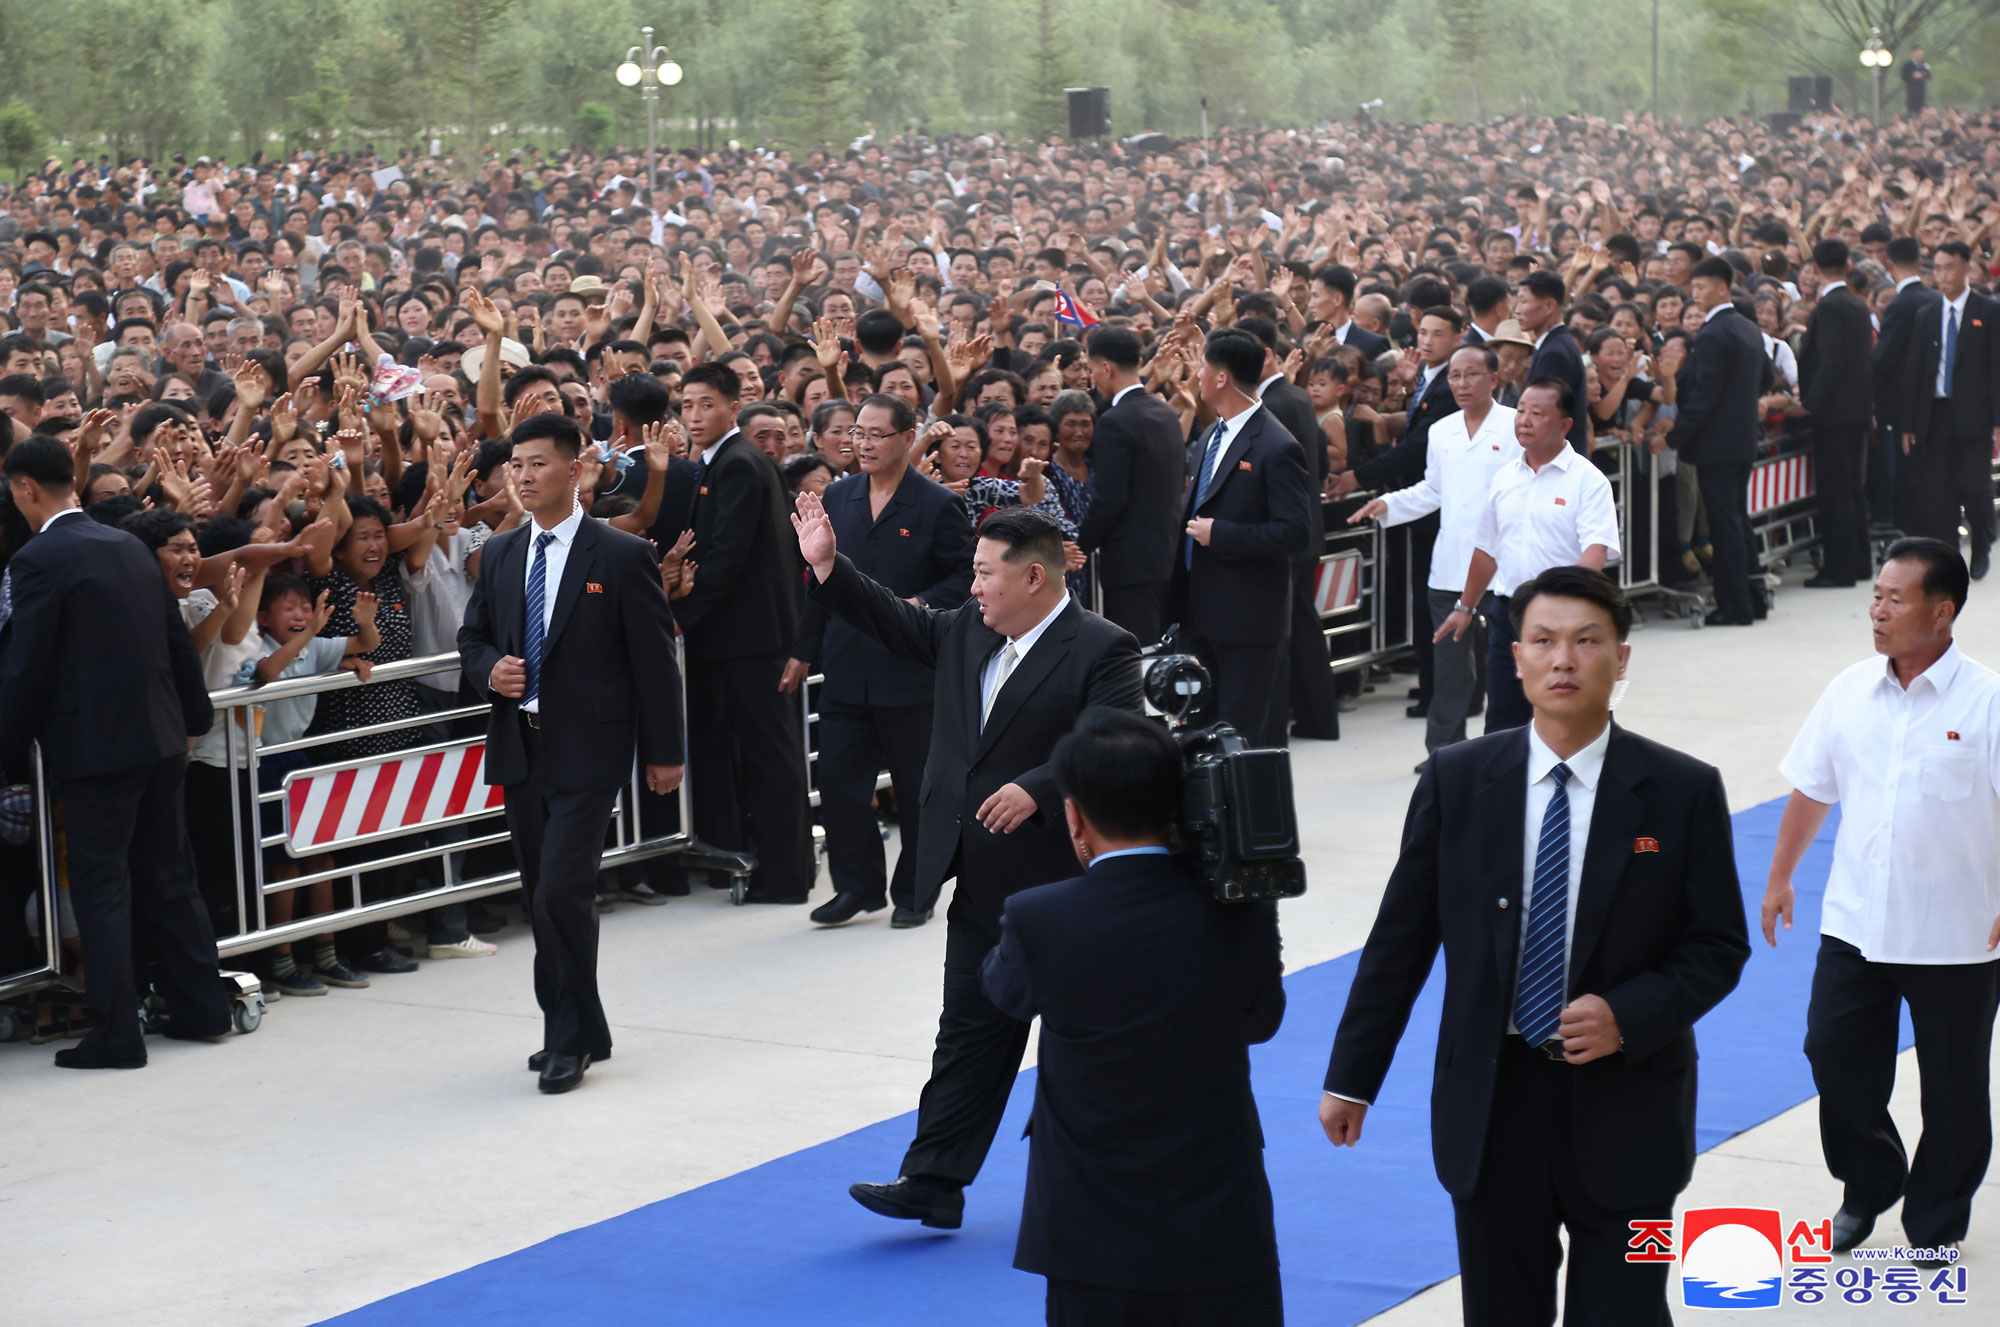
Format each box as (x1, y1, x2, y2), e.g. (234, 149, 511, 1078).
(1, 99, 1997, 1044)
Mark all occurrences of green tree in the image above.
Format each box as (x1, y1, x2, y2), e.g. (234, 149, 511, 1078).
(0, 102, 44, 182)
(415, 0, 529, 152)
(576, 102, 616, 153)
(1020, 0, 1079, 140)
(771, 0, 863, 152)
(288, 60, 354, 147)
(1442, 0, 1491, 119)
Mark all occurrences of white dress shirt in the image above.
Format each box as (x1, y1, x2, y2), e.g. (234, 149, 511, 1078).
(700, 427, 740, 467)
(1195, 402, 1262, 495)
(519, 498, 584, 714)
(1779, 643, 2000, 964)
(1471, 442, 1622, 596)
(1508, 721, 1610, 1034)
(1379, 404, 1518, 593)
(1936, 288, 1970, 399)
(979, 593, 1070, 726)
(1110, 383, 1143, 409)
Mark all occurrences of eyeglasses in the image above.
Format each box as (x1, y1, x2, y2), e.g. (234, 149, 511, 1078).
(842, 427, 908, 442)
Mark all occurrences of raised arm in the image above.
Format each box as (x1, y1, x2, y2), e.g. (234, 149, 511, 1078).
(793, 489, 952, 668)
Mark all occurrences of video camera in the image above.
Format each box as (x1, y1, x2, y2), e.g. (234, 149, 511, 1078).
(1143, 655, 1307, 904)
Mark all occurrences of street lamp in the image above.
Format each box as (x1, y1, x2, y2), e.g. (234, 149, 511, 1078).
(617, 26, 683, 210)
(1859, 27, 1893, 123)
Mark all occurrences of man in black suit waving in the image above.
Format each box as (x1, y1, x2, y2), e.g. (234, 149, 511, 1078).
(1932, 241, 2000, 579)
(1515, 270, 1590, 454)
(787, 393, 975, 928)
(792, 499, 1142, 1229)
(1168, 329, 1315, 747)
(1675, 258, 1774, 626)
(1799, 238, 1878, 587)
(982, 708, 1286, 1325)
(0, 435, 231, 1068)
(458, 412, 684, 1094)
(1078, 326, 1183, 645)
(1320, 567, 1750, 1325)
(675, 361, 814, 903)
(1872, 236, 1953, 546)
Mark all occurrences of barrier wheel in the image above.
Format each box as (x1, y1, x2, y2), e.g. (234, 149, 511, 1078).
(232, 996, 264, 1035)
(0, 1009, 18, 1042)
(730, 876, 749, 906)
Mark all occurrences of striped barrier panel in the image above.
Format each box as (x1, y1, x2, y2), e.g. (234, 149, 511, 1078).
(283, 742, 503, 855)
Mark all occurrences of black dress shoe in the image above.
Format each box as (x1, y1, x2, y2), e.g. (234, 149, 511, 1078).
(537, 1052, 591, 1093)
(891, 906, 932, 929)
(1911, 1242, 1958, 1269)
(530, 1047, 610, 1073)
(849, 1176, 964, 1229)
(1972, 551, 1991, 581)
(811, 892, 886, 925)
(160, 1025, 231, 1043)
(1704, 610, 1754, 626)
(1803, 574, 1855, 588)
(745, 889, 810, 904)
(358, 945, 418, 974)
(1829, 1205, 1876, 1252)
(55, 1044, 147, 1070)
(1405, 701, 1429, 718)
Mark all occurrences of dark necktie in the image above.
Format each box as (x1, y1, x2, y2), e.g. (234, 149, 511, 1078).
(1185, 420, 1226, 570)
(1514, 762, 1574, 1045)
(1944, 305, 1959, 398)
(523, 530, 556, 707)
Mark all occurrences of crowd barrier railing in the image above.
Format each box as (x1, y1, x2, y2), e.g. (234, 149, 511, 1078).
(0, 748, 64, 1037)
(1750, 428, 1820, 572)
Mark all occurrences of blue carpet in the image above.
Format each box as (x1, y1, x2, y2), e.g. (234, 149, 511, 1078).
(324, 796, 1907, 1326)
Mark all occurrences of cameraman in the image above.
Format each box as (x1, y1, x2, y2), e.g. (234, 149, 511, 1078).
(981, 708, 1287, 1326)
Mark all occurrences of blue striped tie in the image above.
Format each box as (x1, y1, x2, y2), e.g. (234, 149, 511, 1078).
(523, 531, 557, 707)
(1185, 420, 1226, 570)
(1514, 762, 1573, 1046)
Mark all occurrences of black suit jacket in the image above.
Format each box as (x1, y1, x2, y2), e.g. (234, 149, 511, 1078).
(1323, 724, 1751, 1210)
(458, 516, 684, 793)
(1673, 306, 1771, 467)
(1337, 322, 1390, 360)
(673, 430, 799, 660)
(1527, 325, 1592, 453)
(0, 511, 211, 780)
(1352, 363, 1459, 493)
(982, 853, 1284, 1292)
(806, 555, 1142, 930)
(1798, 285, 1875, 427)
(792, 466, 974, 707)
(1167, 405, 1315, 646)
(1871, 280, 1944, 438)
(1944, 291, 2000, 438)
(1076, 386, 1189, 589)
(640, 455, 701, 552)
(1259, 376, 1328, 566)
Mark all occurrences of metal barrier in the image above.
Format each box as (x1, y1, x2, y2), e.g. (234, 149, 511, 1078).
(0, 749, 63, 1034)
(1316, 498, 1409, 674)
(1749, 429, 1819, 571)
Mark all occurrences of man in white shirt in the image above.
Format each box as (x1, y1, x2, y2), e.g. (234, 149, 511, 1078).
(1352, 345, 1517, 764)
(1763, 537, 2000, 1262)
(1435, 378, 1621, 732)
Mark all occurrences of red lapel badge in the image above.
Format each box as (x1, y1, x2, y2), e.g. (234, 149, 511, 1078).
(1634, 837, 1660, 854)
(899, 527, 910, 537)
(1238, 460, 1253, 471)
(586, 582, 604, 594)
(699, 486, 709, 495)
(1554, 496, 1567, 506)
(1947, 730, 1961, 741)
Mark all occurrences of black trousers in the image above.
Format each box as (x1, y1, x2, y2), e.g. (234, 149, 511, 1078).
(183, 761, 256, 943)
(1812, 421, 1873, 584)
(901, 902, 1033, 1185)
(505, 724, 620, 1060)
(1453, 1037, 1674, 1327)
(1804, 935, 2000, 1245)
(1181, 623, 1287, 748)
(685, 649, 814, 898)
(1896, 403, 1962, 545)
(817, 699, 929, 910)
(63, 753, 231, 1056)
(1281, 560, 1340, 741)
(1099, 580, 1168, 650)
(1950, 428, 1996, 557)
(1698, 460, 1756, 621)
(1045, 1272, 1283, 1327)
(1481, 594, 1531, 733)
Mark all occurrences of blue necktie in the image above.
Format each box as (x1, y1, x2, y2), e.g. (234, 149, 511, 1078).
(1944, 305, 1959, 398)
(1514, 762, 1574, 1046)
(523, 531, 556, 707)
(1185, 420, 1226, 569)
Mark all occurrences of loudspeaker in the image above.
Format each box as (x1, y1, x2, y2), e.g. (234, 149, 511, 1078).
(1066, 87, 1110, 140)
(1787, 75, 1833, 112)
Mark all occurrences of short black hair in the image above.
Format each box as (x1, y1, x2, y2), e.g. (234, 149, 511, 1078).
(1466, 275, 1510, 315)
(1690, 255, 1736, 284)
(1811, 238, 1851, 272)
(1086, 324, 1141, 370)
(1, 434, 75, 494)
(854, 309, 906, 356)
(857, 391, 918, 434)
(511, 410, 584, 461)
(1509, 565, 1633, 641)
(1885, 235, 1922, 267)
(1311, 263, 1358, 302)
(1203, 329, 1265, 388)
(1419, 305, 1466, 334)
(1937, 240, 1974, 264)
(606, 371, 670, 428)
(260, 573, 314, 610)
(781, 451, 839, 494)
(1521, 269, 1567, 305)
(1885, 536, 1969, 618)
(1052, 707, 1182, 840)
(121, 505, 195, 550)
(681, 359, 741, 402)
(1521, 375, 1576, 421)
(976, 506, 1066, 573)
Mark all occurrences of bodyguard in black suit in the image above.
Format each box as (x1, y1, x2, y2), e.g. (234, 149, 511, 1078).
(1309, 263, 1390, 359)
(674, 362, 814, 902)
(1320, 567, 1751, 1326)
(1799, 239, 1878, 587)
(1872, 238, 1954, 546)
(982, 709, 1285, 1325)
(1931, 241, 2000, 578)
(1516, 270, 1591, 453)
(0, 436, 230, 1069)
(1078, 327, 1184, 645)
(458, 413, 684, 1093)
(1674, 259, 1774, 625)
(791, 498, 1142, 1228)
(1167, 330, 1315, 747)
(788, 394, 974, 927)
